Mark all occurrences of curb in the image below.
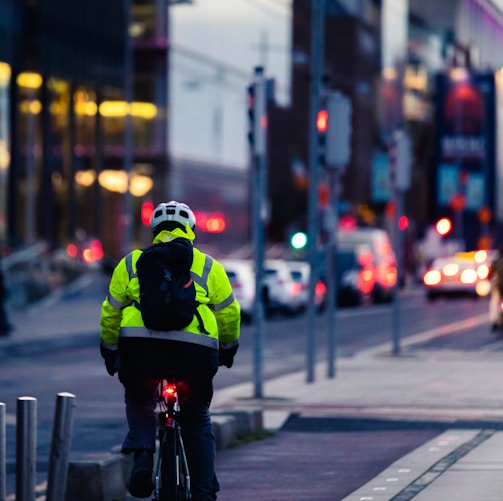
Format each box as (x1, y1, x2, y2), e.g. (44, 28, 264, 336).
(66, 409, 265, 501)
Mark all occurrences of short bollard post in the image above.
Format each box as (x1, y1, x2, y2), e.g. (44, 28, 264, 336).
(0, 402, 6, 501)
(46, 392, 76, 501)
(16, 397, 37, 501)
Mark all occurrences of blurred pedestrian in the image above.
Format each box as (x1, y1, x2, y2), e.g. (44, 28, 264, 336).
(488, 245, 503, 330)
(0, 269, 12, 336)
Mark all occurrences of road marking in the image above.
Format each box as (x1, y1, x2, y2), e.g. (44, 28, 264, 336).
(362, 313, 489, 355)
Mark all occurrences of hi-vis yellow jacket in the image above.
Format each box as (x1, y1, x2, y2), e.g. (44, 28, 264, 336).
(100, 228, 241, 362)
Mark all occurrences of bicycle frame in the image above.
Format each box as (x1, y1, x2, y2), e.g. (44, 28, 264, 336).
(154, 379, 192, 501)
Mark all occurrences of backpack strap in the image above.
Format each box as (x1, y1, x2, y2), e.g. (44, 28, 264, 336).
(194, 306, 210, 335)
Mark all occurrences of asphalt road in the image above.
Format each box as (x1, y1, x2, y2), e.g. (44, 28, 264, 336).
(1, 287, 498, 498)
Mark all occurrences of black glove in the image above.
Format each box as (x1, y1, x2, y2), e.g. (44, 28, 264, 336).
(100, 345, 119, 376)
(219, 344, 238, 368)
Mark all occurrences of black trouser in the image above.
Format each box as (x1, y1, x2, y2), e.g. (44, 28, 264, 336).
(119, 370, 219, 501)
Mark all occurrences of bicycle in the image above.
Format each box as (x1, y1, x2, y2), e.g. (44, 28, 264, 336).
(153, 379, 192, 501)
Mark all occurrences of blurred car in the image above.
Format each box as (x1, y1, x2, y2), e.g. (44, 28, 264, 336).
(264, 259, 306, 315)
(54, 237, 104, 271)
(335, 245, 375, 307)
(285, 260, 327, 312)
(338, 228, 397, 303)
(220, 259, 255, 322)
(423, 250, 492, 300)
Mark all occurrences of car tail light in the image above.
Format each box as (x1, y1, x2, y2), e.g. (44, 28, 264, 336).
(82, 239, 103, 264)
(424, 269, 442, 286)
(315, 281, 326, 297)
(359, 268, 374, 294)
(385, 267, 397, 287)
(460, 268, 477, 284)
(66, 243, 78, 258)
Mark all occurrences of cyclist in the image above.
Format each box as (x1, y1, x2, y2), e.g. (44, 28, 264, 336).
(100, 200, 241, 500)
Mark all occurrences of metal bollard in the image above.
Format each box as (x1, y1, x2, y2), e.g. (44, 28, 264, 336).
(16, 397, 37, 501)
(0, 402, 5, 501)
(46, 392, 76, 501)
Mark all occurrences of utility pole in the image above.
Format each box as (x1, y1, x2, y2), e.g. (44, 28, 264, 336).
(390, 129, 411, 355)
(323, 91, 352, 378)
(306, 0, 325, 383)
(122, 0, 134, 256)
(249, 67, 268, 398)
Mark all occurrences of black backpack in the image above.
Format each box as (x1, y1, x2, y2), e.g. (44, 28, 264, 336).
(135, 238, 197, 331)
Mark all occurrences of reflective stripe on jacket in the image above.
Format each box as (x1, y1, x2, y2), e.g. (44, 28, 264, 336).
(100, 230, 241, 353)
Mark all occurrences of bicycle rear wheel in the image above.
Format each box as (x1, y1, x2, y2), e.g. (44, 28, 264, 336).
(159, 427, 178, 501)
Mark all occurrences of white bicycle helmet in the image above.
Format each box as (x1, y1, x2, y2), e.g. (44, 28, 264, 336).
(150, 201, 196, 232)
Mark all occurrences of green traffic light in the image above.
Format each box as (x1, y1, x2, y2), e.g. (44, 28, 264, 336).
(290, 231, 308, 249)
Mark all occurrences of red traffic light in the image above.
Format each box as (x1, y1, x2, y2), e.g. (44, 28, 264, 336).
(316, 109, 328, 132)
(398, 215, 409, 231)
(141, 201, 154, 226)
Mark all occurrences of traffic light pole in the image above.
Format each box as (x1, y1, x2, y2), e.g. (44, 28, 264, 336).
(251, 67, 267, 399)
(390, 129, 411, 356)
(392, 188, 404, 355)
(306, 0, 325, 383)
(326, 168, 340, 378)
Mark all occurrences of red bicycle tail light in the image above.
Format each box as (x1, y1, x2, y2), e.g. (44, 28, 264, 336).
(163, 384, 176, 396)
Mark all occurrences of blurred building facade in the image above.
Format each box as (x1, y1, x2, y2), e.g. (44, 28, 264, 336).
(0, 0, 130, 258)
(267, 0, 503, 250)
(1, 0, 503, 260)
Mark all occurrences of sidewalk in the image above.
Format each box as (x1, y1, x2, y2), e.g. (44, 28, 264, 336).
(3, 272, 503, 500)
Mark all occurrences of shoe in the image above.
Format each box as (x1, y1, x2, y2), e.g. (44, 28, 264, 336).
(128, 450, 154, 498)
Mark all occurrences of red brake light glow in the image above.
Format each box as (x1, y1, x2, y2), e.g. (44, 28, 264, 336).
(66, 243, 78, 258)
(315, 281, 326, 297)
(291, 282, 303, 296)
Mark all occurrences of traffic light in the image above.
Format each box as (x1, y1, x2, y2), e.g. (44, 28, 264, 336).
(290, 231, 308, 250)
(247, 68, 267, 156)
(247, 83, 256, 149)
(141, 200, 154, 226)
(316, 109, 328, 165)
(398, 215, 409, 231)
(325, 92, 352, 169)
